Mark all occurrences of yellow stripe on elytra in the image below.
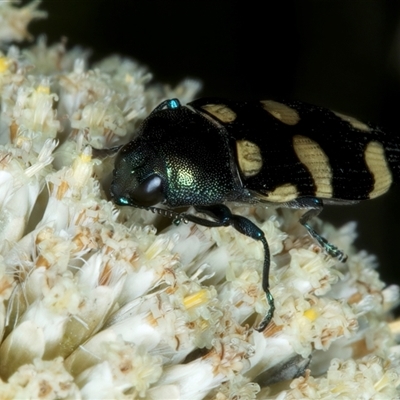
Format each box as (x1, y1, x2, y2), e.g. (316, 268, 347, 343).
(201, 103, 237, 123)
(293, 135, 333, 198)
(333, 111, 371, 132)
(266, 183, 298, 202)
(364, 141, 392, 198)
(236, 140, 263, 177)
(261, 100, 300, 125)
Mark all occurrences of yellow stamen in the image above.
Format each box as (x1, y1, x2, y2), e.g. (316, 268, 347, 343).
(79, 152, 92, 163)
(183, 289, 209, 310)
(36, 85, 50, 94)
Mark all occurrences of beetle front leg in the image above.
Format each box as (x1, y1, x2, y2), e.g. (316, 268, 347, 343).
(92, 145, 122, 159)
(294, 198, 347, 262)
(182, 204, 275, 331)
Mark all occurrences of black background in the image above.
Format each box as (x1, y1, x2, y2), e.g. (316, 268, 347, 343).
(18, 0, 400, 295)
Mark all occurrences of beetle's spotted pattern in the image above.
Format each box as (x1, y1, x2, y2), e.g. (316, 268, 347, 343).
(190, 97, 399, 203)
(236, 140, 263, 177)
(265, 183, 299, 202)
(109, 96, 400, 331)
(261, 99, 300, 125)
(200, 103, 237, 123)
(333, 111, 371, 132)
(292, 135, 333, 198)
(364, 141, 392, 198)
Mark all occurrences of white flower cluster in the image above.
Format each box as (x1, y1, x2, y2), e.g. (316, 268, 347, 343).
(0, 2, 398, 399)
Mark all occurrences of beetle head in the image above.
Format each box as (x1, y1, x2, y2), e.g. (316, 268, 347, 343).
(111, 138, 166, 208)
(110, 100, 245, 210)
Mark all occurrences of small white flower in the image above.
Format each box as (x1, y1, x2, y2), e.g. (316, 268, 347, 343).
(77, 339, 163, 399)
(23, 35, 91, 75)
(276, 355, 400, 399)
(0, 139, 56, 253)
(0, 0, 47, 43)
(1, 357, 80, 399)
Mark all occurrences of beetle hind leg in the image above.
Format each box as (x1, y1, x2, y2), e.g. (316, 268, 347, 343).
(181, 204, 275, 331)
(295, 198, 348, 262)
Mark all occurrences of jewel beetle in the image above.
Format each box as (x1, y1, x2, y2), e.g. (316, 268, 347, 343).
(107, 97, 400, 331)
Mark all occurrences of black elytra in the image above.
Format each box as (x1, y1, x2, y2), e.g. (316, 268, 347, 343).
(106, 97, 400, 331)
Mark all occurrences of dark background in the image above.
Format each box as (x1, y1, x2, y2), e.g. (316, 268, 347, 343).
(19, 0, 400, 292)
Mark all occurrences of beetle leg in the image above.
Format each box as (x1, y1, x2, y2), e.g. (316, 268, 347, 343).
(182, 204, 275, 331)
(92, 145, 122, 159)
(178, 206, 229, 228)
(296, 198, 347, 262)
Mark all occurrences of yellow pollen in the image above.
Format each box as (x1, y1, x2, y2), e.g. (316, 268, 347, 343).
(183, 289, 209, 309)
(0, 57, 9, 73)
(80, 153, 92, 163)
(36, 85, 50, 94)
(304, 308, 318, 321)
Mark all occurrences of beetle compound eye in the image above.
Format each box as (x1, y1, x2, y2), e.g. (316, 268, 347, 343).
(111, 174, 164, 207)
(128, 174, 165, 207)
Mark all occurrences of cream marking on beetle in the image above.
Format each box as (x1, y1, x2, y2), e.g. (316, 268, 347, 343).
(265, 183, 299, 202)
(364, 141, 392, 198)
(201, 104, 237, 123)
(261, 100, 300, 125)
(333, 111, 371, 132)
(293, 135, 333, 198)
(236, 140, 263, 177)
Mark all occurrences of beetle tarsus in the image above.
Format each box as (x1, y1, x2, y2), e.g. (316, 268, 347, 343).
(303, 223, 347, 261)
(256, 289, 275, 331)
(299, 198, 347, 262)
